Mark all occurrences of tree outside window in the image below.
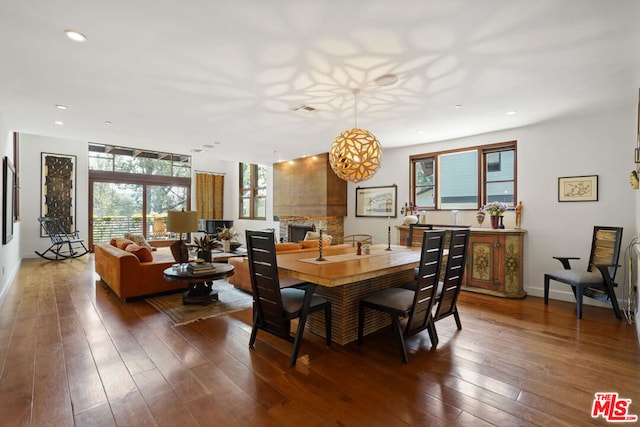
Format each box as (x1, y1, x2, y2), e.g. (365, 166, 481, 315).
(239, 163, 267, 219)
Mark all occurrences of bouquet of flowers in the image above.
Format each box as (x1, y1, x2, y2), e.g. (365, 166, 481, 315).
(217, 226, 239, 241)
(483, 201, 508, 216)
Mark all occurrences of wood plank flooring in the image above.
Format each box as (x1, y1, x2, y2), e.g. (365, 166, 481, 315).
(0, 255, 638, 426)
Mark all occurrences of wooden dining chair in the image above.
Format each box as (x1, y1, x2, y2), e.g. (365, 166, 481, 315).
(406, 223, 434, 247)
(357, 230, 445, 363)
(431, 229, 470, 345)
(544, 226, 623, 319)
(246, 230, 332, 367)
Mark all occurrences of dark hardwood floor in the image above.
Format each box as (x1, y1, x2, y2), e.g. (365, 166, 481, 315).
(0, 255, 638, 426)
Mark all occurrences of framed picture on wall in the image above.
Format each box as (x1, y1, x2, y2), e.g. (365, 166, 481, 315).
(558, 175, 598, 202)
(41, 152, 77, 236)
(355, 185, 397, 217)
(3, 156, 15, 244)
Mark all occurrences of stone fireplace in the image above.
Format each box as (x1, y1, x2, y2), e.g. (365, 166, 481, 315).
(278, 216, 345, 243)
(273, 153, 347, 244)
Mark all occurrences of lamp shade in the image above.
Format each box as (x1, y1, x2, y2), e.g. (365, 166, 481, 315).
(329, 127, 382, 183)
(166, 210, 198, 233)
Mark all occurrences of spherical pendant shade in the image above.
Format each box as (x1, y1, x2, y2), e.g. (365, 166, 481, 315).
(329, 127, 382, 183)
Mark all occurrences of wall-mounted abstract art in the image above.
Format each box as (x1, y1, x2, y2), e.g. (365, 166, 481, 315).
(41, 153, 76, 236)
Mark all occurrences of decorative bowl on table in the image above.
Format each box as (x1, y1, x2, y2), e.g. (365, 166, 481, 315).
(229, 241, 242, 252)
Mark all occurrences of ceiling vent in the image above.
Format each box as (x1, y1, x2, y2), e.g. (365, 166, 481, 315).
(291, 104, 316, 112)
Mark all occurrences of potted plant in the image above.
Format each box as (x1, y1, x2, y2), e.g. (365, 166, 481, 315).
(482, 202, 508, 229)
(192, 235, 217, 262)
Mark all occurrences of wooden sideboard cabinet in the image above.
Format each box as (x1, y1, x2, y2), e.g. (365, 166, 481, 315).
(397, 226, 527, 298)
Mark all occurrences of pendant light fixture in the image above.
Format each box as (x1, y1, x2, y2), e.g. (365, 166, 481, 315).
(329, 89, 382, 183)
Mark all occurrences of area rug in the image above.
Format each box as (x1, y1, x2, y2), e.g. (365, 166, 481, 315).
(145, 280, 253, 326)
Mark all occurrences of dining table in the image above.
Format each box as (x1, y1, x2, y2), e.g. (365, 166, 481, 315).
(277, 243, 425, 345)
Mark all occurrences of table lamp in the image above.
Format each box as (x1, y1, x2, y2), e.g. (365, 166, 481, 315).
(166, 210, 198, 264)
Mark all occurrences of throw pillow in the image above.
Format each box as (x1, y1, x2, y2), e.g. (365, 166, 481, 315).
(124, 233, 155, 251)
(300, 239, 331, 249)
(275, 242, 302, 252)
(125, 243, 153, 262)
(303, 231, 333, 244)
(110, 237, 135, 250)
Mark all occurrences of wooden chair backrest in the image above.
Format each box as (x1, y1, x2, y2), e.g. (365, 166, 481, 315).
(246, 230, 290, 340)
(434, 229, 470, 320)
(588, 226, 623, 280)
(405, 230, 445, 337)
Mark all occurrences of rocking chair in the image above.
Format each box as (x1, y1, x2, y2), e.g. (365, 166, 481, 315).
(35, 217, 90, 260)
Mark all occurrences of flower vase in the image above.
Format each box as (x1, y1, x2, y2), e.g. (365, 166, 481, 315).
(222, 240, 231, 253)
(490, 215, 499, 229)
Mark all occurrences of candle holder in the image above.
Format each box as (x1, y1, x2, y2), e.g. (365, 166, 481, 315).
(386, 225, 392, 251)
(316, 229, 326, 261)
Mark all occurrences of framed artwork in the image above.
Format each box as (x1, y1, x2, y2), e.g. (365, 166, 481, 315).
(3, 157, 15, 244)
(41, 153, 77, 236)
(356, 185, 397, 217)
(558, 175, 598, 202)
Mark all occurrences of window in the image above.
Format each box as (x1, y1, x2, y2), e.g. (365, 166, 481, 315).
(239, 163, 267, 219)
(88, 143, 191, 246)
(410, 141, 516, 210)
(89, 143, 191, 177)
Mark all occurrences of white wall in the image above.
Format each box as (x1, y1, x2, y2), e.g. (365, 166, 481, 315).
(12, 105, 640, 312)
(20, 134, 89, 259)
(344, 105, 639, 304)
(0, 118, 21, 307)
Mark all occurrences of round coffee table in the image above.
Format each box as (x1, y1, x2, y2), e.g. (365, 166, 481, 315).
(163, 263, 234, 305)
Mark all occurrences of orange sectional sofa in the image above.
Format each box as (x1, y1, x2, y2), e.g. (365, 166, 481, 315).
(94, 241, 185, 300)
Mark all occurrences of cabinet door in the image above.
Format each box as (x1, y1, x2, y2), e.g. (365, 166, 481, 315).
(465, 233, 504, 291)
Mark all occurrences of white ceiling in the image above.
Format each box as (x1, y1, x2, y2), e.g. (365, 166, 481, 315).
(1, 1, 639, 165)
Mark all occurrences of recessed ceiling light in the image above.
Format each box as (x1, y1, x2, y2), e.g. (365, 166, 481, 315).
(191, 148, 204, 153)
(454, 104, 463, 109)
(374, 74, 399, 86)
(64, 30, 87, 42)
(104, 120, 112, 126)
(506, 110, 518, 115)
(54, 120, 64, 126)
(55, 104, 68, 110)
(416, 130, 425, 134)
(202, 143, 216, 148)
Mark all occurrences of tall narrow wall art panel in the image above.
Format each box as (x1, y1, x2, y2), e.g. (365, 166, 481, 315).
(41, 153, 76, 236)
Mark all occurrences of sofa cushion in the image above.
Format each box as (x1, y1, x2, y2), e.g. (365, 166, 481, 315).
(111, 237, 135, 250)
(300, 239, 331, 249)
(303, 231, 333, 244)
(124, 232, 155, 251)
(275, 242, 303, 252)
(125, 243, 153, 262)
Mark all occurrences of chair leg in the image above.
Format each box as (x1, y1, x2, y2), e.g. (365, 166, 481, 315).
(324, 304, 332, 347)
(249, 310, 259, 348)
(544, 275, 550, 304)
(576, 286, 583, 319)
(427, 319, 439, 348)
(453, 310, 462, 330)
(391, 315, 408, 364)
(604, 284, 622, 319)
(357, 303, 365, 345)
(290, 313, 309, 368)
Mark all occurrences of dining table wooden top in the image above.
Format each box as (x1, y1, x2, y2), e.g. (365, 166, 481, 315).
(276, 244, 423, 287)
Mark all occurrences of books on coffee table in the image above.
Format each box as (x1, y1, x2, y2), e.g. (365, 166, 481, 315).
(187, 262, 216, 275)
